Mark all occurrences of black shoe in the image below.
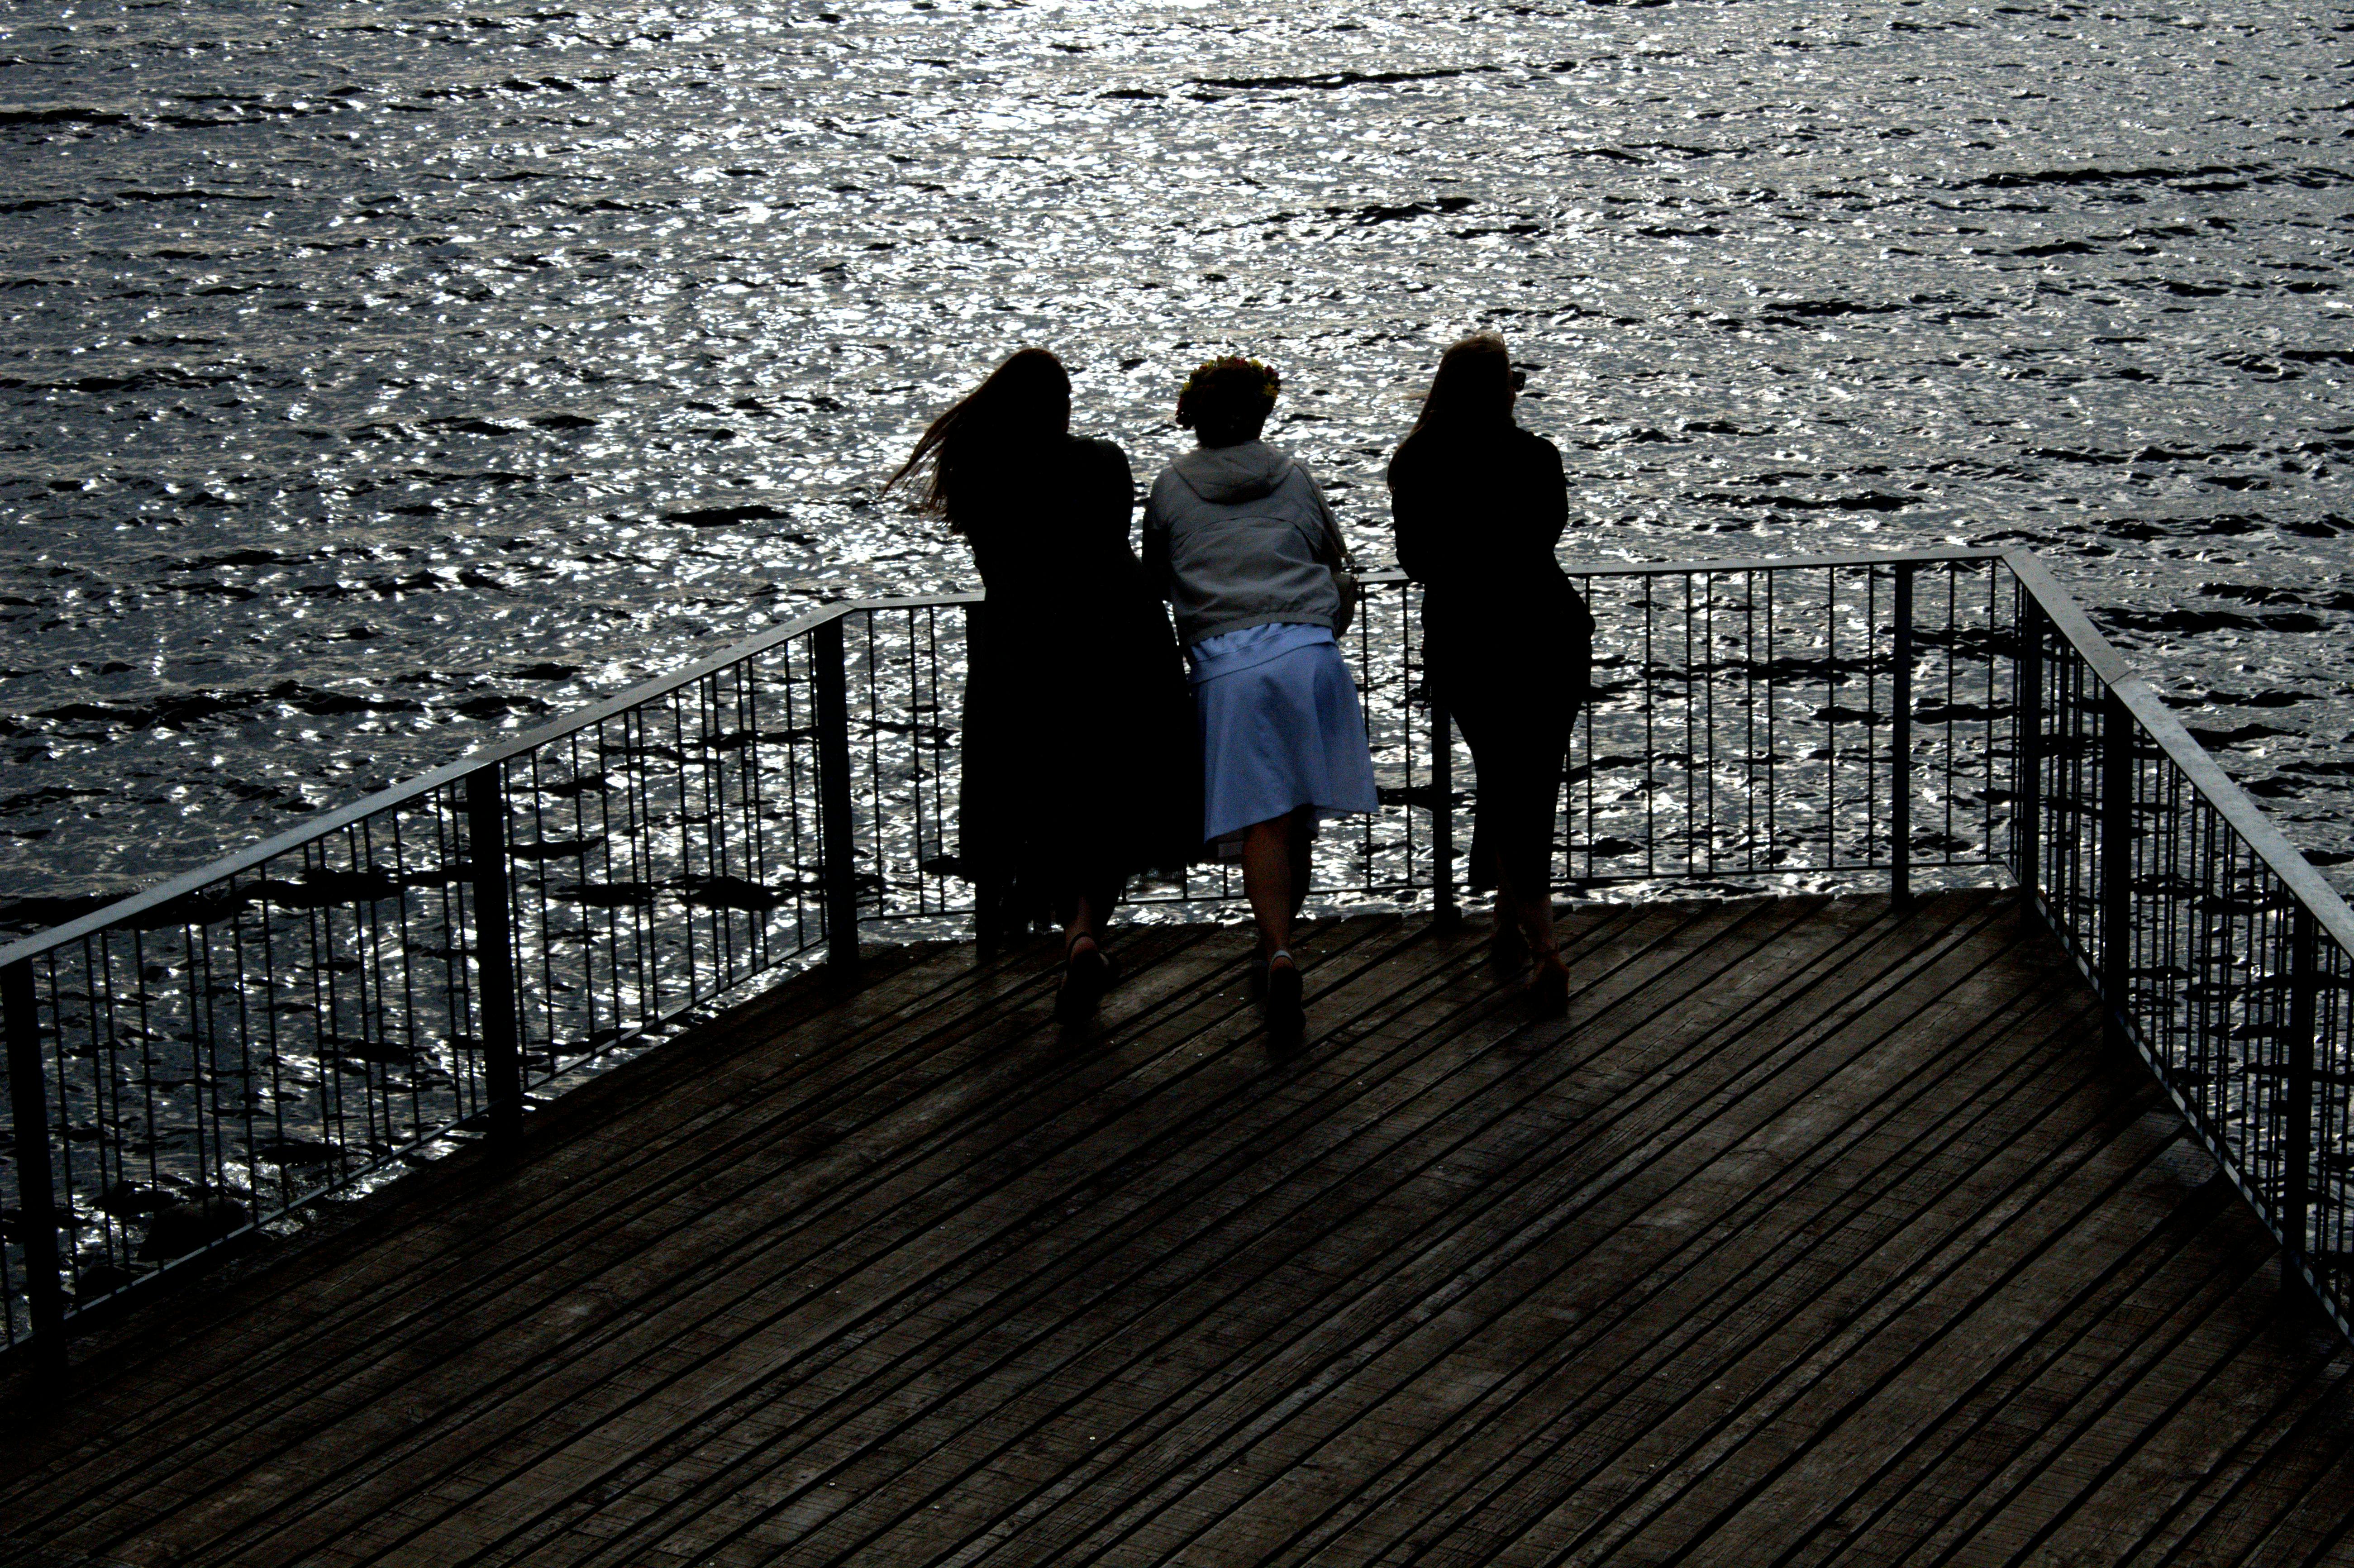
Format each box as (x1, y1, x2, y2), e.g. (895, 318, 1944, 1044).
(1529, 946, 1569, 1019)
(1265, 951, 1304, 1034)
(1057, 935, 1114, 1022)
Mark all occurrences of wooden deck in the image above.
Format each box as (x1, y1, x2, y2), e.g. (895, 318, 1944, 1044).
(8, 890, 2354, 1568)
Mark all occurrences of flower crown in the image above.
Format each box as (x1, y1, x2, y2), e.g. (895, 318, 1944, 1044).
(1177, 355, 1282, 413)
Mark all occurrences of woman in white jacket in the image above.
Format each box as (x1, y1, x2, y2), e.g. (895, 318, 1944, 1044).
(1144, 356, 1377, 1033)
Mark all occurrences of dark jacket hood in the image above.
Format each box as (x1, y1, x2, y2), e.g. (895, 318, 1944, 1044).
(1172, 440, 1292, 505)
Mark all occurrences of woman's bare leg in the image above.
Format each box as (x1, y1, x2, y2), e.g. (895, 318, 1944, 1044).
(1243, 814, 1298, 960)
(1244, 809, 1314, 1029)
(1056, 879, 1120, 1019)
(1062, 888, 1107, 958)
(1287, 806, 1313, 917)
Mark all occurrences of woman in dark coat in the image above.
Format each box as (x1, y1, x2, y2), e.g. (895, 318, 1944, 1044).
(890, 348, 1192, 1016)
(1388, 333, 1594, 1015)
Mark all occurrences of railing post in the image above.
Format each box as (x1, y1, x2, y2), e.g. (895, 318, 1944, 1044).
(5, 957, 67, 1380)
(814, 615, 862, 976)
(2016, 596, 2045, 898)
(2283, 904, 2319, 1288)
(465, 765, 524, 1147)
(2100, 688, 2135, 1049)
(1430, 695, 1458, 928)
(963, 607, 1007, 952)
(1891, 562, 1913, 907)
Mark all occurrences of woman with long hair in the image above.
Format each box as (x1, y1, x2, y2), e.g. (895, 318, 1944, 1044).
(1388, 333, 1593, 1015)
(889, 347, 1191, 1017)
(1144, 355, 1377, 1035)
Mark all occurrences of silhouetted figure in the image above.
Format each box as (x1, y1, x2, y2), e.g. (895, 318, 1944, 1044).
(891, 348, 1191, 1017)
(1144, 355, 1376, 1035)
(1388, 333, 1594, 1016)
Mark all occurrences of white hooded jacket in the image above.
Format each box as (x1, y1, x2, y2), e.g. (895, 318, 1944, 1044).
(1141, 440, 1347, 647)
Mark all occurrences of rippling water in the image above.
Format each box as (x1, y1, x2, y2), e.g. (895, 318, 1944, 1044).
(1, 0, 2349, 919)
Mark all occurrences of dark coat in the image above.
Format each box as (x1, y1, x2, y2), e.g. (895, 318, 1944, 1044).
(1388, 422, 1594, 896)
(957, 435, 1193, 926)
(1387, 423, 1593, 673)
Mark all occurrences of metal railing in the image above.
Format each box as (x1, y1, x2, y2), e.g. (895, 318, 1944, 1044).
(2004, 552, 2354, 1343)
(4, 547, 2351, 1368)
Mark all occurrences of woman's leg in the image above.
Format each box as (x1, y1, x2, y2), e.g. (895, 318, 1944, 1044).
(1243, 808, 1311, 958)
(1062, 876, 1117, 957)
(1287, 806, 1314, 917)
(1244, 807, 1312, 1029)
(1449, 674, 1573, 1004)
(1055, 873, 1121, 1020)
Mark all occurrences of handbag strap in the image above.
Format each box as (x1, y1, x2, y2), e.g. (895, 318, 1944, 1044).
(1320, 506, 1356, 574)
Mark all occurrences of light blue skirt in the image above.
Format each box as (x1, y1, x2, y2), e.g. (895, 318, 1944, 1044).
(1196, 639, 1379, 844)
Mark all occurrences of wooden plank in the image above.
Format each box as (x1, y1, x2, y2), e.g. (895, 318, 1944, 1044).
(2099, 1302, 2354, 1567)
(1683, 1157, 2277, 1565)
(419, 908, 1644, 1567)
(9, 897, 2354, 1568)
(1220, 960, 2109, 1567)
(0, 934, 988, 1514)
(133, 909, 1431, 1554)
(474, 902, 1738, 1568)
(1299, 909, 2147, 1554)
(1460, 1120, 2209, 1562)
(696, 898, 1987, 1566)
(2110, 1323, 2354, 1568)
(978, 898, 2048, 1568)
(1749, 1169, 2262, 1567)
(10, 924, 1206, 1554)
(322, 890, 1770, 1563)
(63, 919, 1282, 1565)
(1957, 1261, 2319, 1568)
(322, 904, 1704, 1563)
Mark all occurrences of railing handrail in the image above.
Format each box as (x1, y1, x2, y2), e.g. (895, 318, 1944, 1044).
(0, 593, 935, 968)
(2002, 548, 2354, 955)
(0, 548, 1994, 969)
(7, 541, 2344, 976)
(16, 542, 2354, 1363)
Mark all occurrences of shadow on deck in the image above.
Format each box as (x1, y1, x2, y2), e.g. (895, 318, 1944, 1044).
(7, 891, 2354, 1567)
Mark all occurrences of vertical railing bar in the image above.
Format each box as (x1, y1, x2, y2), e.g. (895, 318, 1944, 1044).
(1432, 690, 1457, 928)
(1944, 565, 1959, 856)
(1892, 562, 1913, 906)
(1743, 568, 1756, 871)
(466, 763, 524, 1146)
(1764, 568, 1776, 872)
(1989, 560, 2002, 861)
(1826, 565, 1845, 866)
(2286, 905, 2317, 1290)
(2017, 579, 2042, 895)
(387, 811, 423, 1156)
(669, 684, 693, 1025)
(5, 957, 66, 1372)
(814, 615, 861, 973)
(2101, 686, 2135, 1049)
(1866, 567, 1879, 869)
(862, 615, 885, 924)
(742, 653, 772, 966)
(631, 702, 657, 1034)
(1705, 572, 1717, 875)
(1645, 579, 1657, 880)
(527, 749, 559, 1067)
